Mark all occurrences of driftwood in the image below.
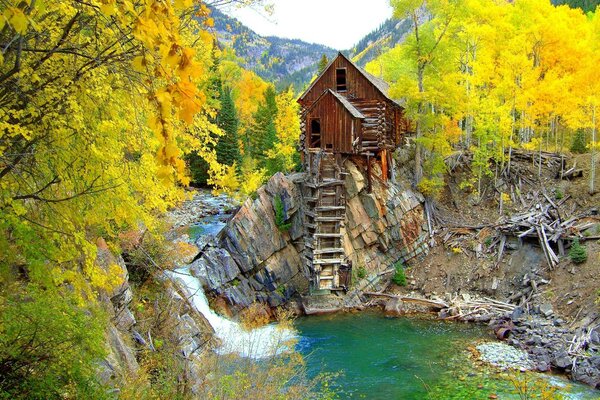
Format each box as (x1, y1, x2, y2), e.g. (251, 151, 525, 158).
(443, 295, 516, 321)
(364, 292, 449, 309)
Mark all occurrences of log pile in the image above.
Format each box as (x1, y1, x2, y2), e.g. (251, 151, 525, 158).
(443, 295, 516, 322)
(439, 189, 598, 268)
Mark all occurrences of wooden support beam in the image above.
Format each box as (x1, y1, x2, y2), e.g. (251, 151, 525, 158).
(367, 154, 372, 193)
(381, 148, 388, 182)
(313, 248, 345, 255)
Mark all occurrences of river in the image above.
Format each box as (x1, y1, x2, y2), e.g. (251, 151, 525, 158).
(295, 312, 599, 399)
(183, 192, 599, 399)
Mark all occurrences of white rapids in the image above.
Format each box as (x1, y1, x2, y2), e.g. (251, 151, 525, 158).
(167, 267, 296, 359)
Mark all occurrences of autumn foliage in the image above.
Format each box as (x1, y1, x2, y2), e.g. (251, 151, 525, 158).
(369, 0, 600, 196)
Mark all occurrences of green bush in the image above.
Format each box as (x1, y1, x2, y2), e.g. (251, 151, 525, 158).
(569, 239, 587, 264)
(570, 129, 587, 154)
(0, 286, 108, 399)
(392, 262, 407, 286)
(357, 266, 367, 279)
(554, 189, 563, 200)
(274, 195, 291, 232)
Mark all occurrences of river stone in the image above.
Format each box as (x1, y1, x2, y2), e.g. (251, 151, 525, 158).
(477, 342, 535, 370)
(384, 298, 404, 316)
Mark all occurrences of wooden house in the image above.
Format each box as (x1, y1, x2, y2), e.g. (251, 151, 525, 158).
(298, 52, 410, 175)
(297, 53, 411, 293)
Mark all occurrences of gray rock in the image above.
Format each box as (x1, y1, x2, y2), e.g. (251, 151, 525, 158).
(511, 307, 525, 321)
(539, 303, 554, 317)
(114, 307, 136, 331)
(553, 350, 572, 369)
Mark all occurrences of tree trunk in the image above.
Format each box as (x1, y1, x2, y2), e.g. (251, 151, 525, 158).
(590, 104, 597, 195)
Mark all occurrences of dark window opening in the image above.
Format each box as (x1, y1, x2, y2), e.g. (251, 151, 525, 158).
(336, 68, 347, 91)
(310, 118, 321, 148)
(325, 143, 333, 150)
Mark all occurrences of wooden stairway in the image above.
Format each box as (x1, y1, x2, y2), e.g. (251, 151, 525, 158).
(304, 150, 349, 291)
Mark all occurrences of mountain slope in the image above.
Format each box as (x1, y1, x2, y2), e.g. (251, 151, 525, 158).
(211, 7, 337, 91)
(348, 17, 413, 67)
(211, 8, 415, 90)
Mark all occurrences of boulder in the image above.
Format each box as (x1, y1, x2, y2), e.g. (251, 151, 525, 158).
(553, 350, 572, 369)
(539, 303, 554, 318)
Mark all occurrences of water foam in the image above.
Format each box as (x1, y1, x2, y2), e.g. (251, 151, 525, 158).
(167, 268, 296, 359)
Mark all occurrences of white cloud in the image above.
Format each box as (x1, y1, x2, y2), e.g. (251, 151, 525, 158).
(224, 0, 394, 50)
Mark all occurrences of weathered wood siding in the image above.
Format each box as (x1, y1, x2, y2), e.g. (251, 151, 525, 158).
(300, 56, 388, 108)
(306, 91, 361, 154)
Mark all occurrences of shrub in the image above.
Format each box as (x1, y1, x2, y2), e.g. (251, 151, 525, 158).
(274, 195, 291, 232)
(570, 129, 587, 154)
(357, 265, 367, 279)
(554, 189, 563, 200)
(0, 286, 108, 399)
(569, 239, 587, 264)
(392, 262, 407, 286)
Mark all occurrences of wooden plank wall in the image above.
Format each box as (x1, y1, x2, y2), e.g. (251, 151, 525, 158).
(301, 57, 388, 107)
(306, 92, 359, 153)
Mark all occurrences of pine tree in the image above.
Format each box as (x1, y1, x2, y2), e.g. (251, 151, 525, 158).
(188, 46, 221, 186)
(570, 129, 587, 154)
(318, 54, 329, 74)
(249, 86, 278, 168)
(216, 86, 242, 167)
(569, 239, 588, 264)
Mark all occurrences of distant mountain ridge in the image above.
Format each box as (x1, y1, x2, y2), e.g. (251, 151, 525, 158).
(212, 7, 413, 91)
(211, 7, 337, 91)
(347, 17, 413, 68)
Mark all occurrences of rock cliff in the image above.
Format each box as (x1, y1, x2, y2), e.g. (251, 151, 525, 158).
(190, 158, 428, 313)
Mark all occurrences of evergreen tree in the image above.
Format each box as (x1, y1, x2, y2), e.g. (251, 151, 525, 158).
(570, 129, 587, 154)
(249, 86, 278, 168)
(187, 45, 221, 186)
(216, 86, 242, 167)
(318, 54, 329, 74)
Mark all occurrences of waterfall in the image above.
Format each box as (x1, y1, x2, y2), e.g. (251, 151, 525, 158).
(167, 268, 296, 359)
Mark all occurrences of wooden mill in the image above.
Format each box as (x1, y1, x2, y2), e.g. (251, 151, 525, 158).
(298, 52, 411, 292)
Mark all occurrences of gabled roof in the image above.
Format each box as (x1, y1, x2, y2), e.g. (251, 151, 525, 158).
(299, 52, 403, 107)
(306, 89, 365, 119)
(329, 90, 365, 119)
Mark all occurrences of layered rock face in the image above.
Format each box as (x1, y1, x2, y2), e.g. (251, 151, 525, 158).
(343, 159, 428, 288)
(191, 159, 428, 312)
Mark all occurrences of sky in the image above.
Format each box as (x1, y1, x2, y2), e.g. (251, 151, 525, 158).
(224, 0, 394, 50)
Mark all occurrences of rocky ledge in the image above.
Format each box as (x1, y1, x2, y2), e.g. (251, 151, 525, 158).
(186, 157, 429, 314)
(493, 310, 600, 388)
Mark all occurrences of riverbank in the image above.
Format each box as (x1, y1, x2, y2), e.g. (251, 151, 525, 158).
(168, 174, 599, 391)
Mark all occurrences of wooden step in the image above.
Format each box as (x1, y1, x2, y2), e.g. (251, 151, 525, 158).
(314, 233, 343, 238)
(313, 248, 345, 255)
(305, 180, 344, 188)
(313, 258, 344, 265)
(316, 216, 345, 222)
(316, 206, 345, 212)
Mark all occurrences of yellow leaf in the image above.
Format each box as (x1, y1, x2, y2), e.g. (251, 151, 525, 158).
(132, 56, 146, 72)
(175, 0, 193, 9)
(4, 7, 28, 35)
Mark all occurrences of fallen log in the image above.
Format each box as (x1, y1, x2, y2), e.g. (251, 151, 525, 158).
(363, 292, 449, 309)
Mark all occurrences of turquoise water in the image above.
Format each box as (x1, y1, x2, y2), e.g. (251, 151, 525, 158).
(295, 312, 599, 399)
(189, 214, 227, 240)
